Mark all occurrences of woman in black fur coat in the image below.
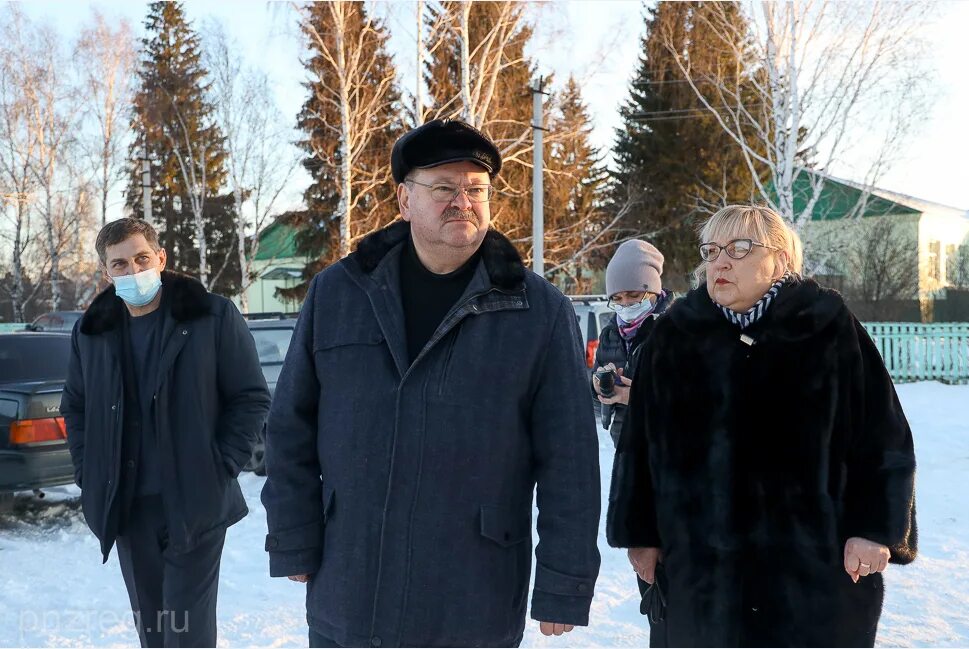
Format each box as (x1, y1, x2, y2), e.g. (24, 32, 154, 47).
(607, 205, 917, 647)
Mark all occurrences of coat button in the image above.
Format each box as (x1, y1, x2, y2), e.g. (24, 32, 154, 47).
(371, 637, 382, 647)
(126, 460, 135, 469)
(182, 329, 188, 335)
(577, 583, 588, 593)
(471, 304, 478, 311)
(111, 405, 116, 411)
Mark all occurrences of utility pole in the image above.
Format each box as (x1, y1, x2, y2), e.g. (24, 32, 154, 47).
(531, 76, 548, 277)
(141, 133, 152, 221)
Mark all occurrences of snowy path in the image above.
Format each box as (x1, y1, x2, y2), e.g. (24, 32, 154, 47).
(1, 382, 966, 647)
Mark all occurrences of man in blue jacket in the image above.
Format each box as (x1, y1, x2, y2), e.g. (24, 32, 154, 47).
(261, 119, 601, 648)
(61, 218, 270, 647)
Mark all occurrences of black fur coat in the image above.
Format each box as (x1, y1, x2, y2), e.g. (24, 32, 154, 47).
(606, 278, 917, 647)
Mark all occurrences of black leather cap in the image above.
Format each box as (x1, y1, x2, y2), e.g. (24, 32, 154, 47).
(391, 118, 501, 183)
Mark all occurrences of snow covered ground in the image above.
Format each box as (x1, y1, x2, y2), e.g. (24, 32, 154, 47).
(1, 381, 966, 647)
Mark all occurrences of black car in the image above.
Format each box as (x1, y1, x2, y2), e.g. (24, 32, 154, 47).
(244, 315, 297, 475)
(28, 310, 83, 332)
(0, 332, 75, 511)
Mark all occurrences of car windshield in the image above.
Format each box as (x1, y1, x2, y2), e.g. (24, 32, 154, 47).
(250, 328, 293, 365)
(32, 312, 81, 331)
(0, 336, 71, 383)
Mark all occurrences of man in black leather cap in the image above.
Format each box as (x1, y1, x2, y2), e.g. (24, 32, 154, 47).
(262, 119, 601, 647)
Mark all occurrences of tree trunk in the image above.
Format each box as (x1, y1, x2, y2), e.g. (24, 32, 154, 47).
(234, 185, 249, 313)
(459, 2, 473, 124)
(195, 203, 209, 288)
(334, 2, 353, 260)
(47, 191, 61, 312)
(11, 202, 27, 323)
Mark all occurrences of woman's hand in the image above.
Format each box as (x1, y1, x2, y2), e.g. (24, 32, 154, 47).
(592, 363, 616, 396)
(598, 368, 632, 406)
(844, 537, 890, 583)
(628, 547, 662, 584)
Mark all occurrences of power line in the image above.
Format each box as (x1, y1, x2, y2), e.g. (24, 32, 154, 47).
(626, 102, 766, 121)
(631, 76, 750, 87)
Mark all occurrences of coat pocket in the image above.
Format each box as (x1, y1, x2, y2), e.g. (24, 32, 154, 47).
(479, 504, 530, 547)
(313, 332, 390, 402)
(479, 504, 532, 614)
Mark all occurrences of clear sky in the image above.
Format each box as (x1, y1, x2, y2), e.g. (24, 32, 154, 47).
(15, 0, 969, 215)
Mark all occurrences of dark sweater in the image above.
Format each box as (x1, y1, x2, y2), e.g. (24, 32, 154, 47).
(399, 237, 479, 363)
(125, 305, 163, 496)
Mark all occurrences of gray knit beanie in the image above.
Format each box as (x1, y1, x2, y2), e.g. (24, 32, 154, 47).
(605, 239, 664, 296)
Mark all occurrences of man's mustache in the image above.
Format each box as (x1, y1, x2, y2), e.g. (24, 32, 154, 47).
(442, 208, 477, 223)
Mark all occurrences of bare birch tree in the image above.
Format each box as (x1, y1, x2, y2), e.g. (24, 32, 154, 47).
(0, 8, 87, 314)
(662, 1, 934, 246)
(416, 0, 426, 124)
(425, 1, 539, 251)
(24, 24, 86, 312)
(294, 0, 402, 260)
(163, 105, 211, 288)
(75, 11, 137, 229)
(0, 7, 44, 322)
(205, 21, 301, 311)
(0, 23, 37, 321)
(424, 1, 628, 276)
(844, 217, 921, 320)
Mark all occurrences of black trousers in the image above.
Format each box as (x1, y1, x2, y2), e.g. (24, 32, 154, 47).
(115, 495, 226, 648)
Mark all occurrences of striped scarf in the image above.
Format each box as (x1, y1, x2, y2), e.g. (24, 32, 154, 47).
(715, 272, 793, 330)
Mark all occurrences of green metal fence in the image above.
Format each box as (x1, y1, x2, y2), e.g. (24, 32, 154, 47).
(863, 322, 969, 384)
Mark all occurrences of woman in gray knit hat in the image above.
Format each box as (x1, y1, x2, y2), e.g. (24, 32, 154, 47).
(592, 238, 674, 645)
(592, 239, 673, 443)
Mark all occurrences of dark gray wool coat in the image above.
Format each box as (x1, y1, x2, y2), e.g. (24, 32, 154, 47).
(61, 271, 271, 561)
(261, 221, 601, 648)
(607, 278, 917, 647)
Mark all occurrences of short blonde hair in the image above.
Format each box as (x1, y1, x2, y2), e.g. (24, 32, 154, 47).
(693, 205, 803, 286)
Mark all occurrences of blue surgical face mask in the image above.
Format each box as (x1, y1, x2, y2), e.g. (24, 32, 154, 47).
(112, 267, 162, 306)
(616, 299, 655, 323)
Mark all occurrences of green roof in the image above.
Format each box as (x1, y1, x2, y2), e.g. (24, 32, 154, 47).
(782, 173, 921, 221)
(255, 220, 302, 261)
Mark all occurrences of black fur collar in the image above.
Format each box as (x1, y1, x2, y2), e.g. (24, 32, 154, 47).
(350, 220, 526, 291)
(668, 277, 847, 341)
(79, 270, 210, 335)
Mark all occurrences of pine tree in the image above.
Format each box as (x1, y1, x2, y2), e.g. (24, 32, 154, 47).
(280, 1, 405, 300)
(127, 1, 238, 294)
(612, 2, 760, 290)
(424, 2, 536, 260)
(544, 76, 611, 293)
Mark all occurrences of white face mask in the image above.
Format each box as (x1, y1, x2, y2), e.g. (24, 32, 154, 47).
(112, 267, 162, 306)
(616, 299, 655, 323)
